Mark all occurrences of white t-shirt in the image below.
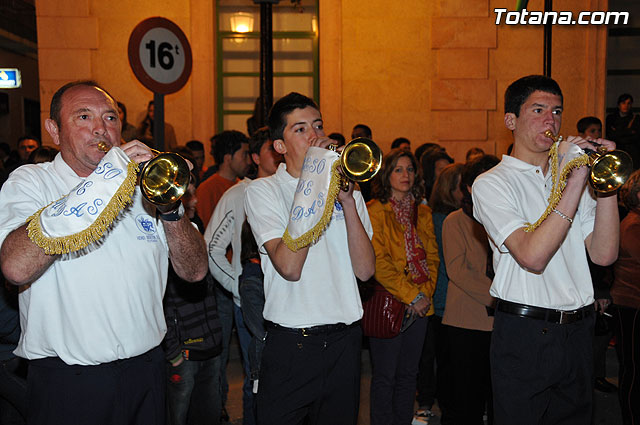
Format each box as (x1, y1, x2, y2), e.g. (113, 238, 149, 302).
(205, 178, 251, 307)
(0, 154, 169, 365)
(472, 155, 596, 310)
(244, 163, 373, 328)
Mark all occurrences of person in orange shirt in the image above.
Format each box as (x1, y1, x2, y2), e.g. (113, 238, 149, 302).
(196, 130, 251, 225)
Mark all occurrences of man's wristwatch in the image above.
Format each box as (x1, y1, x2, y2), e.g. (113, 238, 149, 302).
(158, 202, 185, 221)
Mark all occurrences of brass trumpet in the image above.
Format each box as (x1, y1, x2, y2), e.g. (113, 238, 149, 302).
(544, 131, 633, 193)
(329, 137, 383, 188)
(98, 142, 191, 206)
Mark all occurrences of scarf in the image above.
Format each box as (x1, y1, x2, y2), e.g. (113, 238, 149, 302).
(390, 194, 431, 285)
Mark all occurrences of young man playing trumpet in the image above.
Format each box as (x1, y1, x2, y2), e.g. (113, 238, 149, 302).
(472, 75, 619, 424)
(244, 92, 375, 425)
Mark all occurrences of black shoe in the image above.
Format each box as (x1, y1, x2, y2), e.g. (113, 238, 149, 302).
(594, 378, 618, 393)
(220, 405, 230, 423)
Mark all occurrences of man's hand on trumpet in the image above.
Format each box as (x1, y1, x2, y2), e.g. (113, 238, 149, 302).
(564, 135, 616, 153)
(120, 140, 155, 164)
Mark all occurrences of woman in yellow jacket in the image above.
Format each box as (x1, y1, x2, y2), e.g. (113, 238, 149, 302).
(367, 149, 439, 425)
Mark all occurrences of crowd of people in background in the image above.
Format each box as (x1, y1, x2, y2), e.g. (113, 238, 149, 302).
(0, 77, 639, 425)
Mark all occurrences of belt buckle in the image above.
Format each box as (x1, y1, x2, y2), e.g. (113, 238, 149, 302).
(301, 328, 309, 337)
(558, 310, 576, 324)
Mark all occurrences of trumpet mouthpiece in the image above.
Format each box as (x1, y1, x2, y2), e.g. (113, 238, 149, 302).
(97, 141, 111, 152)
(544, 130, 558, 142)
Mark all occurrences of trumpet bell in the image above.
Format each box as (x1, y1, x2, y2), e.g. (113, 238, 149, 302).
(340, 137, 382, 182)
(589, 149, 633, 193)
(139, 153, 191, 206)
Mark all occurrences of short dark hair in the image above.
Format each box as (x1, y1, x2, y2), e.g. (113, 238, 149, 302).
(619, 169, 640, 211)
(421, 149, 454, 199)
(461, 154, 500, 189)
(576, 116, 602, 134)
(391, 137, 411, 149)
(328, 132, 346, 147)
(414, 142, 443, 163)
(373, 149, 424, 204)
(27, 146, 59, 164)
(212, 130, 249, 165)
(249, 127, 271, 156)
(504, 75, 563, 117)
(186, 140, 204, 152)
(268, 92, 318, 141)
(352, 124, 372, 138)
(465, 147, 484, 162)
(50, 80, 115, 128)
(173, 146, 196, 165)
(617, 93, 633, 105)
(17, 136, 42, 148)
(117, 101, 127, 124)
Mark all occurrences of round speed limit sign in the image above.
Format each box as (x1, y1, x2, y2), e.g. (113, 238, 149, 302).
(128, 17, 192, 94)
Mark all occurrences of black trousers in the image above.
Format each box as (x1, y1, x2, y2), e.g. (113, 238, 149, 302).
(26, 346, 165, 425)
(416, 315, 449, 411)
(613, 305, 640, 425)
(0, 356, 27, 424)
(441, 325, 492, 425)
(256, 324, 361, 425)
(369, 316, 428, 425)
(491, 310, 595, 425)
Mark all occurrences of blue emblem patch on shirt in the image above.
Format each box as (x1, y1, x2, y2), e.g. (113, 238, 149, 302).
(136, 215, 157, 235)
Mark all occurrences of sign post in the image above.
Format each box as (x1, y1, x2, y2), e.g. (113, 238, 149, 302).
(128, 17, 192, 151)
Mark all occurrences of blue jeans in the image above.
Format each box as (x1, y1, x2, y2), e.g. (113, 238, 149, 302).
(234, 304, 255, 425)
(214, 284, 234, 406)
(166, 355, 222, 425)
(238, 266, 266, 382)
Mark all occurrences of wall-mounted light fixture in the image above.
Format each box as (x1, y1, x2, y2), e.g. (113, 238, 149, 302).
(230, 12, 254, 33)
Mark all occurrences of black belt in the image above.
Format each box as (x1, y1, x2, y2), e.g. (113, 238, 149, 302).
(496, 300, 594, 325)
(265, 321, 360, 336)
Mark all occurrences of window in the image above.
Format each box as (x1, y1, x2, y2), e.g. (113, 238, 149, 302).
(216, 0, 319, 133)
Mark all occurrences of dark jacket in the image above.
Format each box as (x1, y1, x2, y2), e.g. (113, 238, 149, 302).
(163, 271, 222, 362)
(0, 284, 20, 362)
(162, 215, 222, 362)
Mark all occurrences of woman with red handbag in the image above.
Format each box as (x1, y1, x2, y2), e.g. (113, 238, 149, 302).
(365, 149, 439, 425)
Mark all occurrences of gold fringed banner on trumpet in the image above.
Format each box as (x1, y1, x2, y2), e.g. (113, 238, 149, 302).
(524, 141, 590, 232)
(282, 160, 342, 252)
(26, 160, 138, 255)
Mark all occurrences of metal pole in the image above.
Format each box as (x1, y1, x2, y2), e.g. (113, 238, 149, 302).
(543, 0, 552, 76)
(153, 93, 165, 151)
(255, 0, 278, 127)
